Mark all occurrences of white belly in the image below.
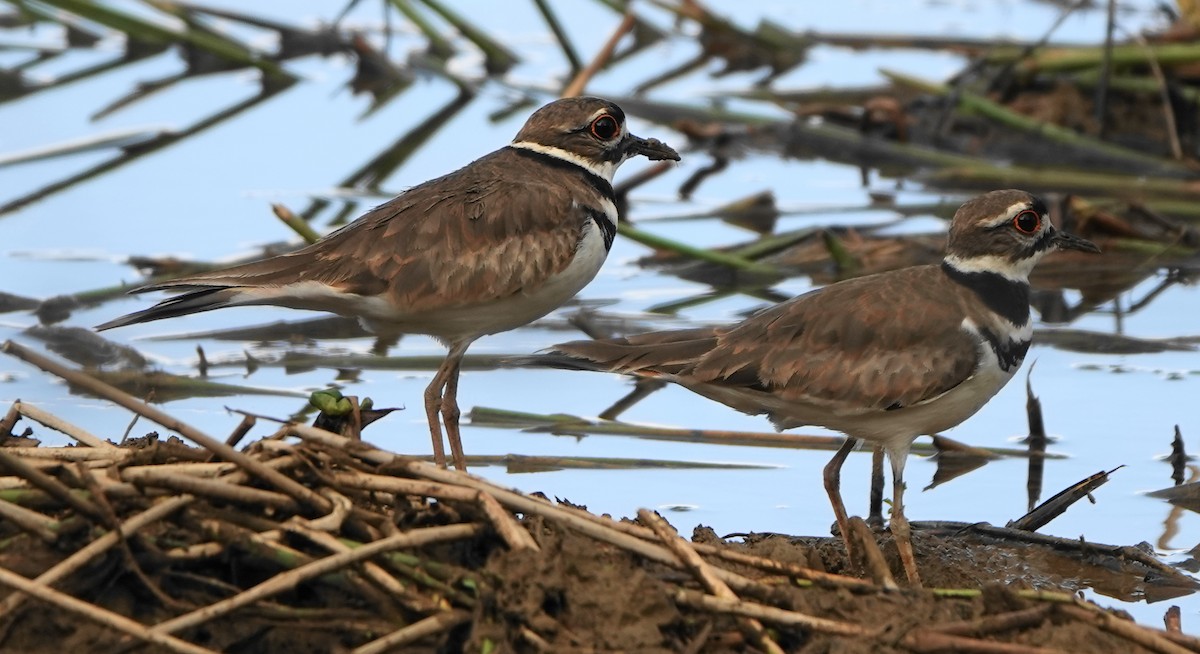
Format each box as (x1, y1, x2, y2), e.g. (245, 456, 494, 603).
(830, 333, 1025, 452)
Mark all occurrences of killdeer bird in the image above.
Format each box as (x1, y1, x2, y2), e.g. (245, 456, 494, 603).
(97, 96, 680, 472)
(533, 189, 1099, 585)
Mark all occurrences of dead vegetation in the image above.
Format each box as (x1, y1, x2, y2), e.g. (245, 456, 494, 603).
(3, 0, 1200, 650)
(0, 338, 1196, 653)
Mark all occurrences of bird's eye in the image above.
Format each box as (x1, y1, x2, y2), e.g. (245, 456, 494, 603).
(1012, 210, 1041, 234)
(590, 115, 620, 140)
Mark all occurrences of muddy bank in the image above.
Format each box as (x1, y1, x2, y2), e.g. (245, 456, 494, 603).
(0, 422, 1194, 654)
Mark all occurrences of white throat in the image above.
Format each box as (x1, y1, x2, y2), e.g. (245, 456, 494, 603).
(510, 141, 619, 182)
(943, 252, 1041, 282)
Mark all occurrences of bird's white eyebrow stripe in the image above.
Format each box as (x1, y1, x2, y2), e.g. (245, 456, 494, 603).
(586, 108, 621, 124)
(980, 201, 1035, 228)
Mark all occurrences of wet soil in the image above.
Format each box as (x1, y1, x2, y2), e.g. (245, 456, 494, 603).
(0, 464, 1189, 654)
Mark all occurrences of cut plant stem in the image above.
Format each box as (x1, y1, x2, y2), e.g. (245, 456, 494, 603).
(880, 69, 1187, 174)
(618, 223, 781, 276)
(468, 407, 1062, 459)
(987, 41, 1200, 74)
(417, 453, 774, 471)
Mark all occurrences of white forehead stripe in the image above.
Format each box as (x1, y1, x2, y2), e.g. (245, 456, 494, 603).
(510, 141, 618, 182)
(587, 107, 623, 126)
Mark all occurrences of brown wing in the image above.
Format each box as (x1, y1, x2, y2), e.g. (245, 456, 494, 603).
(685, 266, 981, 412)
(141, 148, 596, 313)
(553, 266, 981, 414)
(552, 327, 722, 375)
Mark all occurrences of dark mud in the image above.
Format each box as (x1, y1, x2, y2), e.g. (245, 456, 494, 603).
(0, 434, 1191, 654)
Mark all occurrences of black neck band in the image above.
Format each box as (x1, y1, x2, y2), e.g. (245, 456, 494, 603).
(941, 261, 1031, 326)
(506, 146, 615, 201)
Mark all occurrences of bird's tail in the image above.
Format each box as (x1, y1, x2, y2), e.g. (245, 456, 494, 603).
(95, 287, 245, 331)
(513, 327, 719, 377)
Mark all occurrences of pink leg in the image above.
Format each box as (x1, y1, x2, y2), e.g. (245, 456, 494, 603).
(423, 354, 456, 468)
(887, 448, 921, 586)
(440, 342, 470, 472)
(823, 438, 858, 564)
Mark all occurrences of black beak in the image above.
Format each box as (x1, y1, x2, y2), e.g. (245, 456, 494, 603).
(1052, 230, 1101, 254)
(624, 134, 680, 161)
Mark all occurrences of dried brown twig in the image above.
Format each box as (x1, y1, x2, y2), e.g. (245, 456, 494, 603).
(561, 10, 637, 98)
(641, 509, 785, 654)
(0, 342, 1191, 652)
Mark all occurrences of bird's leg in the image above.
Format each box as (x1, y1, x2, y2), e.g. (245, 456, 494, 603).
(823, 437, 858, 566)
(440, 341, 471, 472)
(887, 449, 922, 587)
(867, 446, 885, 529)
(423, 356, 454, 469)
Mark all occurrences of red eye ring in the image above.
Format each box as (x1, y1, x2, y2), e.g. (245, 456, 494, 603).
(1012, 210, 1041, 235)
(590, 115, 620, 140)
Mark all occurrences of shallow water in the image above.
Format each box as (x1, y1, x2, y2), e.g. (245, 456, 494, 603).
(2, 0, 1198, 629)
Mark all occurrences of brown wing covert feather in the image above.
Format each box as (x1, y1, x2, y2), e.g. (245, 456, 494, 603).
(688, 267, 981, 411)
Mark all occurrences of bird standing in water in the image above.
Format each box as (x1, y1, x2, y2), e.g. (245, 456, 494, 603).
(98, 96, 680, 471)
(533, 189, 1099, 585)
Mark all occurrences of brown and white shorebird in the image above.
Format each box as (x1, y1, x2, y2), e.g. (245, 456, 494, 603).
(532, 189, 1099, 585)
(97, 96, 680, 472)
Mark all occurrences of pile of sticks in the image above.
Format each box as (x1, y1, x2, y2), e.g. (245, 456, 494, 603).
(0, 340, 1197, 653)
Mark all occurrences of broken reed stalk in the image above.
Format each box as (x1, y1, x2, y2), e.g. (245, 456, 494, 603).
(1009, 467, 1119, 532)
(673, 588, 870, 637)
(283, 524, 414, 608)
(1059, 605, 1194, 654)
(350, 609, 472, 654)
(931, 605, 1056, 637)
(146, 524, 482, 637)
(0, 448, 304, 615)
(561, 9, 635, 98)
(217, 414, 257, 460)
(923, 165, 1200, 199)
(691, 542, 875, 591)
(388, 0, 455, 59)
(9, 400, 114, 449)
(128, 469, 301, 512)
(469, 406, 1057, 459)
(952, 522, 1193, 587)
(271, 203, 321, 244)
(478, 491, 540, 551)
(0, 348, 1190, 649)
(287, 424, 770, 595)
(847, 516, 898, 590)
(0, 404, 1191, 651)
(0, 565, 218, 654)
(330, 470, 479, 501)
(1129, 33, 1184, 161)
(532, 0, 582, 74)
(900, 630, 1068, 654)
(415, 0, 518, 74)
(618, 223, 782, 277)
(987, 41, 1200, 74)
(1164, 605, 1182, 634)
(643, 509, 786, 654)
(0, 499, 59, 542)
(1, 340, 332, 514)
(0, 448, 106, 522)
(294, 425, 1200, 643)
(1073, 71, 1200, 104)
(419, 453, 767, 471)
(880, 69, 1184, 174)
(48, 0, 292, 81)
